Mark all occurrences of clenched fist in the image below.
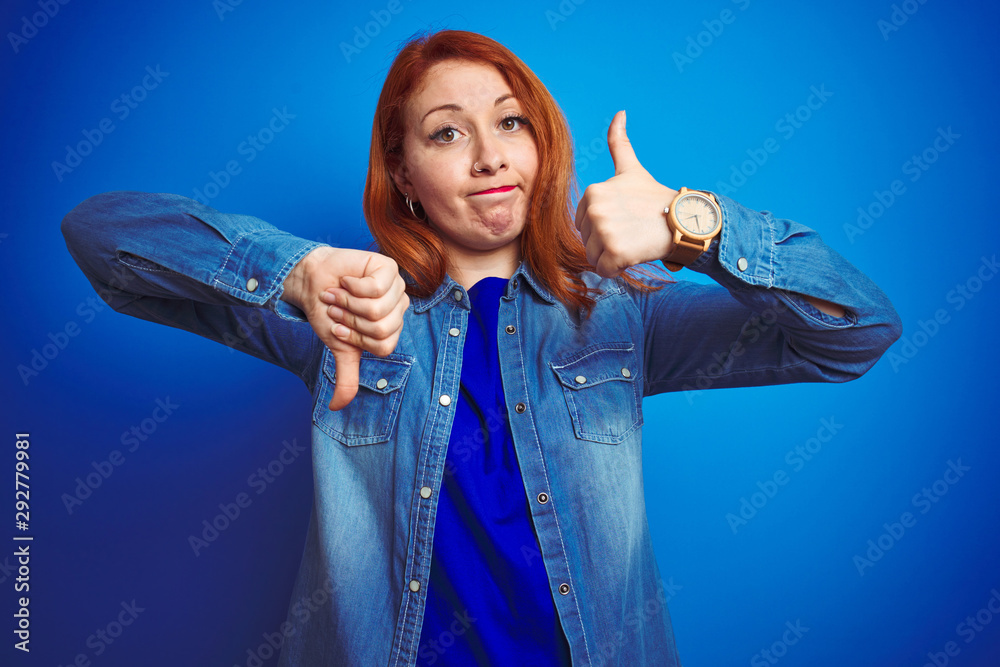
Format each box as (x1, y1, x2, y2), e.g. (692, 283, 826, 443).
(282, 247, 409, 411)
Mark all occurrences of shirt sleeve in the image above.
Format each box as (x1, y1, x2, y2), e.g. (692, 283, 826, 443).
(61, 190, 328, 389)
(632, 191, 903, 397)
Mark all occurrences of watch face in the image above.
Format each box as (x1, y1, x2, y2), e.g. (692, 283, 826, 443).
(674, 192, 721, 237)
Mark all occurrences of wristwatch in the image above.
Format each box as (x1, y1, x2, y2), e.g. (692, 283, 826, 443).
(662, 187, 722, 271)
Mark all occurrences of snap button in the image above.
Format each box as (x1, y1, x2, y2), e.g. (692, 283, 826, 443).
(514, 402, 526, 414)
(453, 290, 463, 301)
(621, 368, 631, 378)
(537, 492, 549, 504)
(737, 257, 748, 272)
(420, 486, 432, 499)
(574, 375, 586, 384)
(449, 327, 460, 337)
(246, 278, 259, 292)
(376, 378, 388, 390)
(439, 394, 452, 407)
(505, 325, 516, 335)
(513, 279, 518, 289)
(558, 583, 570, 595)
(409, 580, 421, 592)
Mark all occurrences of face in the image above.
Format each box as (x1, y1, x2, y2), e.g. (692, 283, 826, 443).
(393, 59, 538, 262)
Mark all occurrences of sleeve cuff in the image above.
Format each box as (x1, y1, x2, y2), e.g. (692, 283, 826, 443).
(688, 191, 775, 289)
(212, 229, 329, 323)
(687, 192, 857, 327)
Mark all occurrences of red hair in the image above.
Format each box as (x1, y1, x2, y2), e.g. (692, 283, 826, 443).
(364, 29, 670, 316)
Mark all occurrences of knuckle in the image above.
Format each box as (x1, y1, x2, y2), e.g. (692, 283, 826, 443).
(370, 321, 390, 340)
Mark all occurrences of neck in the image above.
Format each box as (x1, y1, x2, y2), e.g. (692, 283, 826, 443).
(445, 239, 522, 291)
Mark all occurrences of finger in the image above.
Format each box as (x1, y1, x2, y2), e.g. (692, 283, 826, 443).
(328, 285, 408, 352)
(575, 206, 591, 247)
(334, 274, 406, 321)
(339, 259, 400, 298)
(607, 110, 641, 176)
(574, 193, 593, 241)
(326, 280, 407, 333)
(584, 232, 604, 270)
(328, 299, 402, 345)
(595, 251, 625, 279)
(333, 298, 405, 356)
(328, 345, 362, 411)
(594, 253, 621, 278)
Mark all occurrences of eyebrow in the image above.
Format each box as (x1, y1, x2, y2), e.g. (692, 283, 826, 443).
(421, 93, 515, 123)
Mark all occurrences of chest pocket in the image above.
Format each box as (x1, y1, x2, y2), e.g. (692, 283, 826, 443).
(549, 342, 643, 445)
(312, 349, 414, 446)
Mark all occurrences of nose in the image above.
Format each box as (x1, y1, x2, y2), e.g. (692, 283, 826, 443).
(471, 132, 507, 175)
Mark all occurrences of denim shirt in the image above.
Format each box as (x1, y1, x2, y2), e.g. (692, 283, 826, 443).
(61, 191, 901, 666)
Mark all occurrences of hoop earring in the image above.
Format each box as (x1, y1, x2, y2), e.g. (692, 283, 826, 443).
(404, 193, 426, 221)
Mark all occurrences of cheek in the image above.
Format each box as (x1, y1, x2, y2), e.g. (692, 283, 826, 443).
(413, 174, 459, 218)
(515, 144, 539, 187)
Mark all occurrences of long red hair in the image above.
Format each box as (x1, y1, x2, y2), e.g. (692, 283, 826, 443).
(364, 29, 669, 317)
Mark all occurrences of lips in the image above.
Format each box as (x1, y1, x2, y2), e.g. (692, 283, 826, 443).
(470, 185, 516, 196)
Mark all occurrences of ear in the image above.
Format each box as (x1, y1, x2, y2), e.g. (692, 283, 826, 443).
(391, 160, 415, 200)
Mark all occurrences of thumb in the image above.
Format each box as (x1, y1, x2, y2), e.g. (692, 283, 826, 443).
(607, 109, 641, 176)
(328, 345, 362, 411)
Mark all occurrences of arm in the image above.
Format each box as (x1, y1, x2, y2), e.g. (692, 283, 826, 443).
(61, 191, 408, 407)
(632, 194, 901, 394)
(575, 112, 901, 393)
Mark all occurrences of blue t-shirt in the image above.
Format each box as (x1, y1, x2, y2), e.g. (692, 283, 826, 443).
(416, 276, 573, 666)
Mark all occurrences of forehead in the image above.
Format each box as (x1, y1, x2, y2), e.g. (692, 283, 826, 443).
(408, 60, 513, 113)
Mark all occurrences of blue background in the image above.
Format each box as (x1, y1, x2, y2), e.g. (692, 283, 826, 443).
(3, 0, 998, 665)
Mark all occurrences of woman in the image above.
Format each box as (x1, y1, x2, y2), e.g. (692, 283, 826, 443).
(62, 29, 901, 667)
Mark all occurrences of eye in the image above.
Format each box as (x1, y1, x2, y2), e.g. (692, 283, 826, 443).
(500, 114, 529, 131)
(430, 125, 459, 143)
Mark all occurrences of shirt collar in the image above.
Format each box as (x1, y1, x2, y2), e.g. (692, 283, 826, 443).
(407, 260, 558, 313)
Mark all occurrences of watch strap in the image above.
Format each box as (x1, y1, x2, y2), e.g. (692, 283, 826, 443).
(663, 236, 709, 272)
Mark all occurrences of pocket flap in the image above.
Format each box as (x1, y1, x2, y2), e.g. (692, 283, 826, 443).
(550, 342, 639, 390)
(322, 350, 412, 394)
